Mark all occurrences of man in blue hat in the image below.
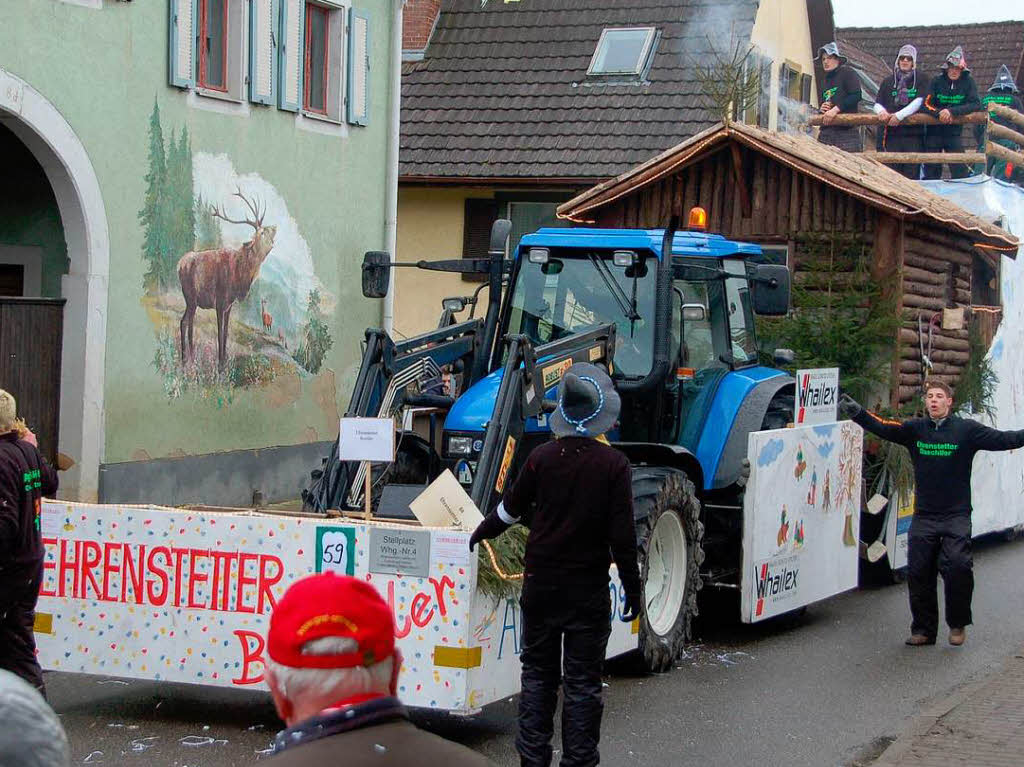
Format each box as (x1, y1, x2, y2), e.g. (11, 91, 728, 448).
(470, 362, 641, 767)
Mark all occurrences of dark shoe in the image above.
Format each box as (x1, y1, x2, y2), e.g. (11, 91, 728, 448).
(905, 634, 936, 646)
(949, 627, 966, 646)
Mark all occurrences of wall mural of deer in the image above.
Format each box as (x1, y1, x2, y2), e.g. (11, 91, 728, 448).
(178, 189, 277, 370)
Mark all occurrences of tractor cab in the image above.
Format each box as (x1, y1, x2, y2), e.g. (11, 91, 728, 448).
(441, 211, 790, 488)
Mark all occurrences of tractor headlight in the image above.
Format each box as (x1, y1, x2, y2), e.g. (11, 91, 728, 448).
(448, 436, 474, 455)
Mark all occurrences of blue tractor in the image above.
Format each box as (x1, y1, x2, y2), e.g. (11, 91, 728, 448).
(306, 213, 795, 671)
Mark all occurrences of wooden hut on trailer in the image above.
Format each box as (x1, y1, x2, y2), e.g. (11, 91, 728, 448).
(556, 120, 1019, 408)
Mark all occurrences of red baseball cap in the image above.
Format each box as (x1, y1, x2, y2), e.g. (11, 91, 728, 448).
(267, 573, 395, 669)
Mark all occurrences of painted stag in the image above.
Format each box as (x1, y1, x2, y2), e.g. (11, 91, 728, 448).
(178, 189, 277, 369)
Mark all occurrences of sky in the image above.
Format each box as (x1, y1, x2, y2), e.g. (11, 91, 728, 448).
(832, 0, 1022, 28)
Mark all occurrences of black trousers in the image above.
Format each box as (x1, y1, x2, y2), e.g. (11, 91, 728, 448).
(923, 127, 973, 179)
(517, 579, 612, 767)
(907, 514, 973, 638)
(878, 127, 924, 179)
(0, 564, 45, 695)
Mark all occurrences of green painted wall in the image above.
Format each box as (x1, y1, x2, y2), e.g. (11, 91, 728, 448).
(0, 0, 392, 464)
(0, 123, 68, 297)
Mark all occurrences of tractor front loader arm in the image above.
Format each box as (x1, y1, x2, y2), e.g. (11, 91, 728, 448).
(470, 323, 618, 515)
(304, 319, 483, 513)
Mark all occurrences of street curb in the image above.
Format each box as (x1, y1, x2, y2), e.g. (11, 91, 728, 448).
(871, 650, 1021, 766)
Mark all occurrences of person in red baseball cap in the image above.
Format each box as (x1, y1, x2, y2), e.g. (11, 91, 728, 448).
(262, 573, 493, 766)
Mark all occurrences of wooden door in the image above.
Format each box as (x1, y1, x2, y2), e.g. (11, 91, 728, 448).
(0, 298, 65, 463)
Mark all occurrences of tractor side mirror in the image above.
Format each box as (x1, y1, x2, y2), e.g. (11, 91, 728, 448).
(489, 219, 513, 254)
(362, 251, 391, 298)
(750, 264, 790, 316)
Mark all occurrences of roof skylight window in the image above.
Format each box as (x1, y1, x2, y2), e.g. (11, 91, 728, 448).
(588, 27, 657, 76)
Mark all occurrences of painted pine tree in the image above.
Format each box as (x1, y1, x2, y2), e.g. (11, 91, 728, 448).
(139, 100, 168, 294)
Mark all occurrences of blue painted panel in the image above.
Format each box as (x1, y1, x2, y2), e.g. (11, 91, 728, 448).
(443, 368, 559, 435)
(517, 228, 763, 261)
(694, 366, 786, 490)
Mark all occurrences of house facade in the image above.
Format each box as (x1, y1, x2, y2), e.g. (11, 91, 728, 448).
(393, 0, 829, 337)
(0, 0, 401, 504)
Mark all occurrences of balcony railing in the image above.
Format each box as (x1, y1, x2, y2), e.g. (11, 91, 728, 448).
(806, 104, 1024, 171)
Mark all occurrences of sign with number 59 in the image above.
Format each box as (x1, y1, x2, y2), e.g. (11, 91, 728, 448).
(315, 526, 356, 576)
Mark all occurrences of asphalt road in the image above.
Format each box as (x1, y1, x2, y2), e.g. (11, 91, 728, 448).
(47, 533, 1024, 767)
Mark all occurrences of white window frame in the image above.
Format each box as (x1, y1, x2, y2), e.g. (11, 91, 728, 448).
(587, 27, 657, 76)
(195, 0, 248, 104)
(302, 0, 348, 124)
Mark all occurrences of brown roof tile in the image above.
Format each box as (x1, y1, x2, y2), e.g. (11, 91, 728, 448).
(401, 0, 760, 181)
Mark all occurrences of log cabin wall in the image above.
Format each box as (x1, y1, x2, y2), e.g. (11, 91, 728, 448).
(897, 222, 978, 405)
(591, 146, 874, 239)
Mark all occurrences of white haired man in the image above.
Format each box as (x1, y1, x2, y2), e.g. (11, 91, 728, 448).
(262, 573, 494, 766)
(0, 669, 70, 767)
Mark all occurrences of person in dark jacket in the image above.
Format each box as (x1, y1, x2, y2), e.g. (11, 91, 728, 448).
(978, 65, 1024, 182)
(874, 44, 926, 178)
(922, 46, 981, 179)
(0, 390, 58, 695)
(839, 382, 1024, 647)
(263, 573, 494, 767)
(470, 362, 641, 767)
(817, 41, 863, 153)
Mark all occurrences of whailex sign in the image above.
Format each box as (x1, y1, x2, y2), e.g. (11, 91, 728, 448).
(753, 555, 801, 618)
(795, 367, 839, 425)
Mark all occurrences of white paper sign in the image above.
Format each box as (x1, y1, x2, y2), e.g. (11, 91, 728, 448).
(338, 417, 395, 463)
(794, 367, 839, 425)
(409, 470, 485, 530)
(741, 422, 863, 622)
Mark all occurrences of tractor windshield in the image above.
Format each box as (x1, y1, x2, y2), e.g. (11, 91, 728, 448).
(506, 251, 657, 377)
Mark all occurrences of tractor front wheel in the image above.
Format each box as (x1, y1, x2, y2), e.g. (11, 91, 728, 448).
(632, 467, 704, 672)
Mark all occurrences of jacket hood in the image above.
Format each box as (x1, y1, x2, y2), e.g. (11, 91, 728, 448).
(989, 64, 1020, 93)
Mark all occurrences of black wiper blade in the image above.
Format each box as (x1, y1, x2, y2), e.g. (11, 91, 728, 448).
(588, 254, 640, 320)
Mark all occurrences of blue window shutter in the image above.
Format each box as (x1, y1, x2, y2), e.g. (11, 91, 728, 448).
(277, 0, 304, 112)
(168, 0, 197, 88)
(346, 7, 370, 125)
(249, 0, 278, 104)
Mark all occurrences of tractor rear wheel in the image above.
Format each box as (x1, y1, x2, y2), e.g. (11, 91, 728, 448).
(632, 467, 704, 672)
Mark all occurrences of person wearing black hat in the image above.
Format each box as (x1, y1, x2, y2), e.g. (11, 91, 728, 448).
(817, 41, 863, 153)
(470, 362, 641, 767)
(922, 46, 981, 180)
(978, 65, 1024, 182)
(874, 44, 926, 179)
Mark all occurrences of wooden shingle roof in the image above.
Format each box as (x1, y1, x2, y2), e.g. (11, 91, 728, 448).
(837, 21, 1024, 94)
(400, 0, 759, 182)
(557, 120, 1019, 250)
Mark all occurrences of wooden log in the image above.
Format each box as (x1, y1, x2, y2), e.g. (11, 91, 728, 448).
(778, 162, 791, 234)
(898, 328, 969, 351)
(904, 281, 948, 299)
(730, 143, 751, 219)
(907, 225, 978, 250)
(902, 292, 949, 310)
(902, 265, 945, 285)
(800, 174, 812, 232)
(988, 103, 1024, 131)
(809, 112, 987, 126)
(764, 161, 778, 236)
(902, 347, 970, 364)
(899, 360, 965, 376)
(988, 121, 1024, 148)
(751, 156, 766, 235)
(986, 140, 1024, 171)
(708, 156, 722, 231)
(872, 151, 986, 165)
(788, 168, 800, 237)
